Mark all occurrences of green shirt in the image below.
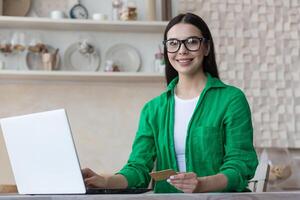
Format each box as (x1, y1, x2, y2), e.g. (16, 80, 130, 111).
(118, 73, 258, 193)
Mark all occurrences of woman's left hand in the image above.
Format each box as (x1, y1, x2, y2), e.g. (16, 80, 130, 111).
(167, 172, 200, 193)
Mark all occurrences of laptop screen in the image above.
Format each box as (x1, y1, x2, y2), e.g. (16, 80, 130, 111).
(1, 109, 86, 194)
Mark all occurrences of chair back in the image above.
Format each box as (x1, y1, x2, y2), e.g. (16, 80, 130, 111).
(248, 163, 270, 192)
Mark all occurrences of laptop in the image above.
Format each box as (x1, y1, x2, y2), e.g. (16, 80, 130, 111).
(0, 109, 151, 195)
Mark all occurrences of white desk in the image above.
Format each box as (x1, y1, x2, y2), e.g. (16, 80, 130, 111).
(1, 192, 300, 200)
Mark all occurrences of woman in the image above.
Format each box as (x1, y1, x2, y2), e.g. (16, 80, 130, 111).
(82, 13, 258, 193)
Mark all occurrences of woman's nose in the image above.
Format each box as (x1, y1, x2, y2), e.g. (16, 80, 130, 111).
(178, 43, 188, 54)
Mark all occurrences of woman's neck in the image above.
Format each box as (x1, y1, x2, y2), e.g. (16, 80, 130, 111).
(175, 71, 207, 100)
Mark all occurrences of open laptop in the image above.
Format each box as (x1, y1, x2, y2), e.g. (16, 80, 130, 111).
(0, 109, 150, 195)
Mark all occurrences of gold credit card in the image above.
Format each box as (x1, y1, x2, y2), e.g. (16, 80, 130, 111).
(149, 169, 177, 181)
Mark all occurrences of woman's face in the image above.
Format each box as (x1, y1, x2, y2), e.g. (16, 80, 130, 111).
(166, 23, 208, 76)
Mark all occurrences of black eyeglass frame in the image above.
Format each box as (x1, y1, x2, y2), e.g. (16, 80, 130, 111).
(163, 36, 209, 53)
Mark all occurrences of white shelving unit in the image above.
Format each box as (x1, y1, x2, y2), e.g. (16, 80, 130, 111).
(0, 16, 168, 81)
(0, 16, 167, 33)
(0, 70, 165, 82)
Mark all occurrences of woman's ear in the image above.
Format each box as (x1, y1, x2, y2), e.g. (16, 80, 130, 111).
(205, 43, 210, 56)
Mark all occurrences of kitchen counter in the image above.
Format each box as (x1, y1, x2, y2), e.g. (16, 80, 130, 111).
(1, 192, 300, 200)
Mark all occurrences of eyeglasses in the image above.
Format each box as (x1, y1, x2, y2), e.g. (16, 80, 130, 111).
(163, 36, 208, 53)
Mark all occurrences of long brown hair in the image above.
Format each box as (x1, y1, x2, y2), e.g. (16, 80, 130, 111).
(163, 13, 219, 85)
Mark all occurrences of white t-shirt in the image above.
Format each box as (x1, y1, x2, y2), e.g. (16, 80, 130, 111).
(174, 94, 199, 172)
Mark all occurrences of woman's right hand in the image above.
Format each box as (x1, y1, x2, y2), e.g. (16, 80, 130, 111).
(81, 168, 107, 188)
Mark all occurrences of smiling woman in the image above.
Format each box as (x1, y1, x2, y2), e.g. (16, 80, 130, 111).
(82, 13, 258, 193)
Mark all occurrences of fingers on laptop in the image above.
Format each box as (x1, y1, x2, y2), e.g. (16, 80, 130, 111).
(81, 168, 96, 178)
(81, 168, 106, 188)
(85, 175, 106, 188)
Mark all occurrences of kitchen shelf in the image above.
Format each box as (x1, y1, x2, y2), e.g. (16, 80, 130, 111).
(0, 16, 168, 33)
(0, 70, 165, 83)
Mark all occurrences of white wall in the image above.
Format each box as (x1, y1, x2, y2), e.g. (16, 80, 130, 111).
(0, 79, 165, 184)
(178, 0, 300, 148)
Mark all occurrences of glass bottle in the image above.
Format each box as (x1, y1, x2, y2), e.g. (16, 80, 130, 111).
(11, 31, 27, 70)
(104, 60, 114, 72)
(112, 0, 123, 20)
(154, 52, 165, 73)
(127, 0, 137, 20)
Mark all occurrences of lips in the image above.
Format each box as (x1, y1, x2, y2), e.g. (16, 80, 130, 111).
(176, 58, 194, 66)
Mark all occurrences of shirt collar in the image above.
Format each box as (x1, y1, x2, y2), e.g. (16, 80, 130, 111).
(166, 72, 226, 93)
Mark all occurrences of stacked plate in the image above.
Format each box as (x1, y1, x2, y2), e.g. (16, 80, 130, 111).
(104, 44, 141, 72)
(63, 42, 101, 71)
(63, 42, 141, 72)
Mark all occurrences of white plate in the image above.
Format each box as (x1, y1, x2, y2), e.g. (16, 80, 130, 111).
(26, 45, 60, 71)
(63, 42, 101, 71)
(104, 44, 141, 72)
(30, 0, 77, 17)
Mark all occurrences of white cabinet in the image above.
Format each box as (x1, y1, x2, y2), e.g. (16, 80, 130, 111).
(0, 16, 167, 82)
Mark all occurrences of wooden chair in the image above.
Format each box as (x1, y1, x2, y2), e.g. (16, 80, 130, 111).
(248, 163, 270, 192)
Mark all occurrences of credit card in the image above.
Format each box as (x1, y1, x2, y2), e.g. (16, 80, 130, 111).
(149, 169, 177, 181)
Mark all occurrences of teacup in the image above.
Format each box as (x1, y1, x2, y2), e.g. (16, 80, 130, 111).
(50, 10, 65, 19)
(92, 13, 108, 21)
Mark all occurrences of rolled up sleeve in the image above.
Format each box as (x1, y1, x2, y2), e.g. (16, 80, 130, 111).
(220, 90, 258, 192)
(117, 103, 156, 188)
